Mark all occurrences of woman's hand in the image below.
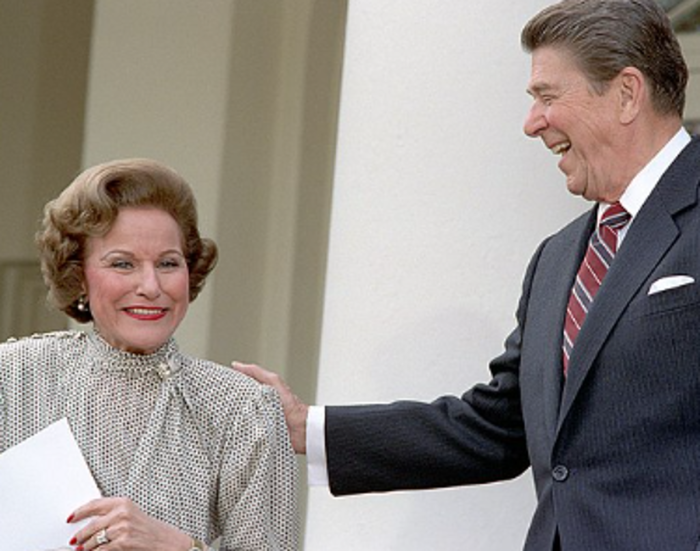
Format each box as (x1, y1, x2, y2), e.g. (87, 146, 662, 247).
(66, 497, 192, 551)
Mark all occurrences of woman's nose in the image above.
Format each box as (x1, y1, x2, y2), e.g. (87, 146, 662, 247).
(136, 266, 162, 298)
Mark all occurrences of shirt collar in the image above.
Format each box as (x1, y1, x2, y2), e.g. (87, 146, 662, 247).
(598, 126, 692, 225)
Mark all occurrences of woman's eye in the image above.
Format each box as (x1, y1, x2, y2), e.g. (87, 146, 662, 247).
(159, 258, 182, 269)
(111, 260, 133, 269)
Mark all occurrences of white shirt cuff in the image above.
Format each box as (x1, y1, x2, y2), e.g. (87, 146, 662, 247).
(306, 405, 329, 486)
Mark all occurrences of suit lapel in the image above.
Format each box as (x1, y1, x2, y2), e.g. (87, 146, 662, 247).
(557, 136, 700, 433)
(540, 211, 594, 438)
(557, 202, 679, 428)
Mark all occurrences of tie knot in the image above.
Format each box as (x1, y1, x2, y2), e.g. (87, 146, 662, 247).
(600, 202, 630, 231)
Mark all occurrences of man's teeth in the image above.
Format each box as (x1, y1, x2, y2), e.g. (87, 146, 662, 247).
(552, 142, 571, 155)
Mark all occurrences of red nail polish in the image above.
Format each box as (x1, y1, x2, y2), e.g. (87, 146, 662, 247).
(69, 536, 77, 545)
(76, 546, 84, 551)
(66, 514, 74, 523)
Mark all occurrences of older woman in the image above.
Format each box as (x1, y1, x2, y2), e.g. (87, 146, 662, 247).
(0, 159, 298, 551)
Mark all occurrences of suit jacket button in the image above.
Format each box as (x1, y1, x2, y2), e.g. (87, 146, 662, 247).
(552, 465, 569, 482)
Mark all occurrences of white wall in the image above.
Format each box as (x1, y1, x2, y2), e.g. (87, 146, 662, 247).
(306, 1, 587, 549)
(82, 0, 237, 356)
(81, 1, 344, 383)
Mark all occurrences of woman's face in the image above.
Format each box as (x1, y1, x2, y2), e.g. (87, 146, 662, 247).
(82, 206, 190, 354)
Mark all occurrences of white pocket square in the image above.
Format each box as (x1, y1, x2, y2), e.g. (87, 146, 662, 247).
(648, 275, 695, 295)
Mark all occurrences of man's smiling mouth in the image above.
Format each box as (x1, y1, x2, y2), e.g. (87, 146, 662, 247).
(551, 141, 571, 155)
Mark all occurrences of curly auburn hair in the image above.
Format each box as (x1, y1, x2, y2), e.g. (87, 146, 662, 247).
(36, 158, 218, 323)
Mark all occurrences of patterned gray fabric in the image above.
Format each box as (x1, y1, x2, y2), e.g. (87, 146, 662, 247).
(0, 331, 299, 550)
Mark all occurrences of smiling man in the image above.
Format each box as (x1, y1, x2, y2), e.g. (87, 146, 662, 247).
(236, 1, 700, 550)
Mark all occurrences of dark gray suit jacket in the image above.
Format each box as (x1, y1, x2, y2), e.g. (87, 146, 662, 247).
(325, 136, 700, 550)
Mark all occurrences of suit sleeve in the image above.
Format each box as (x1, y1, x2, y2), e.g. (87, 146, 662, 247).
(325, 240, 549, 496)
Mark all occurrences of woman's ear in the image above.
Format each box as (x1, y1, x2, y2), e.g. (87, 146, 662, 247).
(77, 280, 89, 311)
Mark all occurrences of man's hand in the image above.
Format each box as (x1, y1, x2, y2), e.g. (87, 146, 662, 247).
(232, 362, 309, 454)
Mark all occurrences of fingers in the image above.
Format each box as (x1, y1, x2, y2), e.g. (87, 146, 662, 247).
(67, 497, 126, 550)
(231, 360, 299, 408)
(80, 526, 114, 551)
(232, 361, 310, 454)
(68, 521, 113, 551)
(231, 361, 296, 403)
(67, 497, 113, 524)
(232, 361, 279, 386)
(67, 496, 193, 551)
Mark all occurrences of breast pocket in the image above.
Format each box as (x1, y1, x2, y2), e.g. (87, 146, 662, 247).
(628, 278, 700, 320)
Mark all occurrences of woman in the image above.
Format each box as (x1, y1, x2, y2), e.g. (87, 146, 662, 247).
(0, 159, 298, 550)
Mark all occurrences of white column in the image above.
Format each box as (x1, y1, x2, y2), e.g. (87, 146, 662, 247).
(80, 1, 344, 378)
(81, 0, 236, 356)
(306, 1, 586, 549)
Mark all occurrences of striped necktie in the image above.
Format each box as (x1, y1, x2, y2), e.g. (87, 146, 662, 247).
(562, 202, 631, 374)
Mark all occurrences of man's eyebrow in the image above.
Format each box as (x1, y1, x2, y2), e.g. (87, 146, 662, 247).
(526, 82, 552, 96)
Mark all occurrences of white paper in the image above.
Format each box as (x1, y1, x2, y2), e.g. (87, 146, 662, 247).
(0, 418, 102, 550)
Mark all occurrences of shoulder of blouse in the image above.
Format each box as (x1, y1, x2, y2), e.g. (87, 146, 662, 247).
(177, 353, 284, 425)
(0, 331, 88, 388)
(0, 330, 86, 353)
(178, 354, 268, 396)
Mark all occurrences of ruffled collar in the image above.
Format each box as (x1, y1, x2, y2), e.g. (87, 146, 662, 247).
(86, 330, 181, 379)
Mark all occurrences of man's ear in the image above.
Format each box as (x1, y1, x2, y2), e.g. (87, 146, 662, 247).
(618, 66, 645, 125)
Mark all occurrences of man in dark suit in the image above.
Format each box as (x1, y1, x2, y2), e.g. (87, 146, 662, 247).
(236, 0, 700, 549)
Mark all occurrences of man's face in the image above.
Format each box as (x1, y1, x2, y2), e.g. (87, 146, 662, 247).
(523, 46, 624, 202)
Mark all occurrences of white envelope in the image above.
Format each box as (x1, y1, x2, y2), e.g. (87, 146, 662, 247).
(648, 274, 695, 295)
(0, 418, 101, 550)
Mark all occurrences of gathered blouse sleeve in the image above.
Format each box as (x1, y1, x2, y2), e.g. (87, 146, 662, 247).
(216, 382, 299, 551)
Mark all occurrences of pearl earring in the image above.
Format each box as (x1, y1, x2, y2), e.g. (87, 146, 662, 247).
(77, 296, 90, 313)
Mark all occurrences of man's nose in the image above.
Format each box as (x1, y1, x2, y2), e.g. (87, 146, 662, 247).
(523, 103, 547, 137)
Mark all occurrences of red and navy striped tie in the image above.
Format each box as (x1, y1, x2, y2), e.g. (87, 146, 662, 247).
(562, 202, 630, 374)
